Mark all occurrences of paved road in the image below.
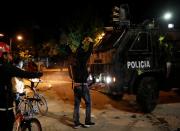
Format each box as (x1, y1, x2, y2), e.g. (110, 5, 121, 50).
(36, 70, 180, 131)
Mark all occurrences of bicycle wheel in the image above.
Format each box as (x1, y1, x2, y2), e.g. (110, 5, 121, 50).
(18, 97, 36, 116)
(36, 94, 48, 115)
(18, 99, 29, 115)
(21, 118, 42, 131)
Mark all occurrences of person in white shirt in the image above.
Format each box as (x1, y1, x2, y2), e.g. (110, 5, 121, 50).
(11, 58, 25, 109)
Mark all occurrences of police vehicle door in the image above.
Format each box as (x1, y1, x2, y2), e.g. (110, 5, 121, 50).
(126, 31, 153, 72)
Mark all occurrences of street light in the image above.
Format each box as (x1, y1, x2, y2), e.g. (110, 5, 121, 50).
(17, 35, 23, 41)
(162, 11, 174, 29)
(163, 12, 172, 21)
(168, 23, 174, 29)
(10, 35, 23, 51)
(0, 33, 4, 37)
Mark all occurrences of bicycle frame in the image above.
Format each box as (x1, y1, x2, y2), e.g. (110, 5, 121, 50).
(22, 78, 48, 115)
(14, 111, 24, 131)
(13, 109, 42, 131)
(14, 109, 32, 131)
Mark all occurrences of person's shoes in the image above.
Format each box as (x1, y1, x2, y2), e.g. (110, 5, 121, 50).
(74, 123, 83, 129)
(84, 122, 95, 128)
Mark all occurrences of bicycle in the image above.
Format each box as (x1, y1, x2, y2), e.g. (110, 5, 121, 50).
(19, 78, 48, 116)
(13, 109, 42, 131)
(17, 93, 40, 117)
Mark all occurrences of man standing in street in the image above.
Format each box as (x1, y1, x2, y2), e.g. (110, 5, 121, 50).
(70, 37, 95, 128)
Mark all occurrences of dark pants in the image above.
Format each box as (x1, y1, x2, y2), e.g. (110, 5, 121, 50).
(0, 110, 15, 131)
(73, 84, 91, 124)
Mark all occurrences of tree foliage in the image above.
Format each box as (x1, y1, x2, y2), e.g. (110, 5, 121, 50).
(14, 6, 105, 60)
(64, 8, 104, 53)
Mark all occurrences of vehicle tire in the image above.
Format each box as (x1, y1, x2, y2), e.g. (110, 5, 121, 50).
(36, 94, 48, 115)
(21, 118, 42, 131)
(136, 77, 159, 113)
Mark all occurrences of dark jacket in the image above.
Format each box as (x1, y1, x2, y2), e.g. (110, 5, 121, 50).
(0, 62, 42, 108)
(71, 43, 93, 83)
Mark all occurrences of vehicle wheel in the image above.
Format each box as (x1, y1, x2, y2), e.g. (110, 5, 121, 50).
(136, 77, 159, 113)
(36, 94, 48, 115)
(21, 118, 42, 131)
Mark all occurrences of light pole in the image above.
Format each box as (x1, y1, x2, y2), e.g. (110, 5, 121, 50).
(10, 38, 12, 51)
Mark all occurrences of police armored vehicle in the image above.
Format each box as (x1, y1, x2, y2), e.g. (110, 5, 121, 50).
(89, 11, 180, 113)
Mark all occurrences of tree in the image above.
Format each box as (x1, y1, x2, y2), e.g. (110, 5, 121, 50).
(64, 7, 104, 53)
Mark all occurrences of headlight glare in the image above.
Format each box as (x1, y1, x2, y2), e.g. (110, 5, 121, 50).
(106, 76, 112, 84)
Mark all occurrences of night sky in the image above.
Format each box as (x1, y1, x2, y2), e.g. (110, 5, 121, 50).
(1, 0, 180, 37)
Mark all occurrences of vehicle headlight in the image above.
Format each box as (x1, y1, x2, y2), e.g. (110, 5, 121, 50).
(94, 74, 116, 84)
(113, 77, 116, 82)
(105, 76, 116, 84)
(88, 74, 93, 81)
(106, 76, 112, 84)
(96, 78, 100, 83)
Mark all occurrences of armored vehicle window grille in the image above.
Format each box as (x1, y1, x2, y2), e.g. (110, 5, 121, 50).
(130, 32, 149, 51)
(95, 30, 125, 52)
